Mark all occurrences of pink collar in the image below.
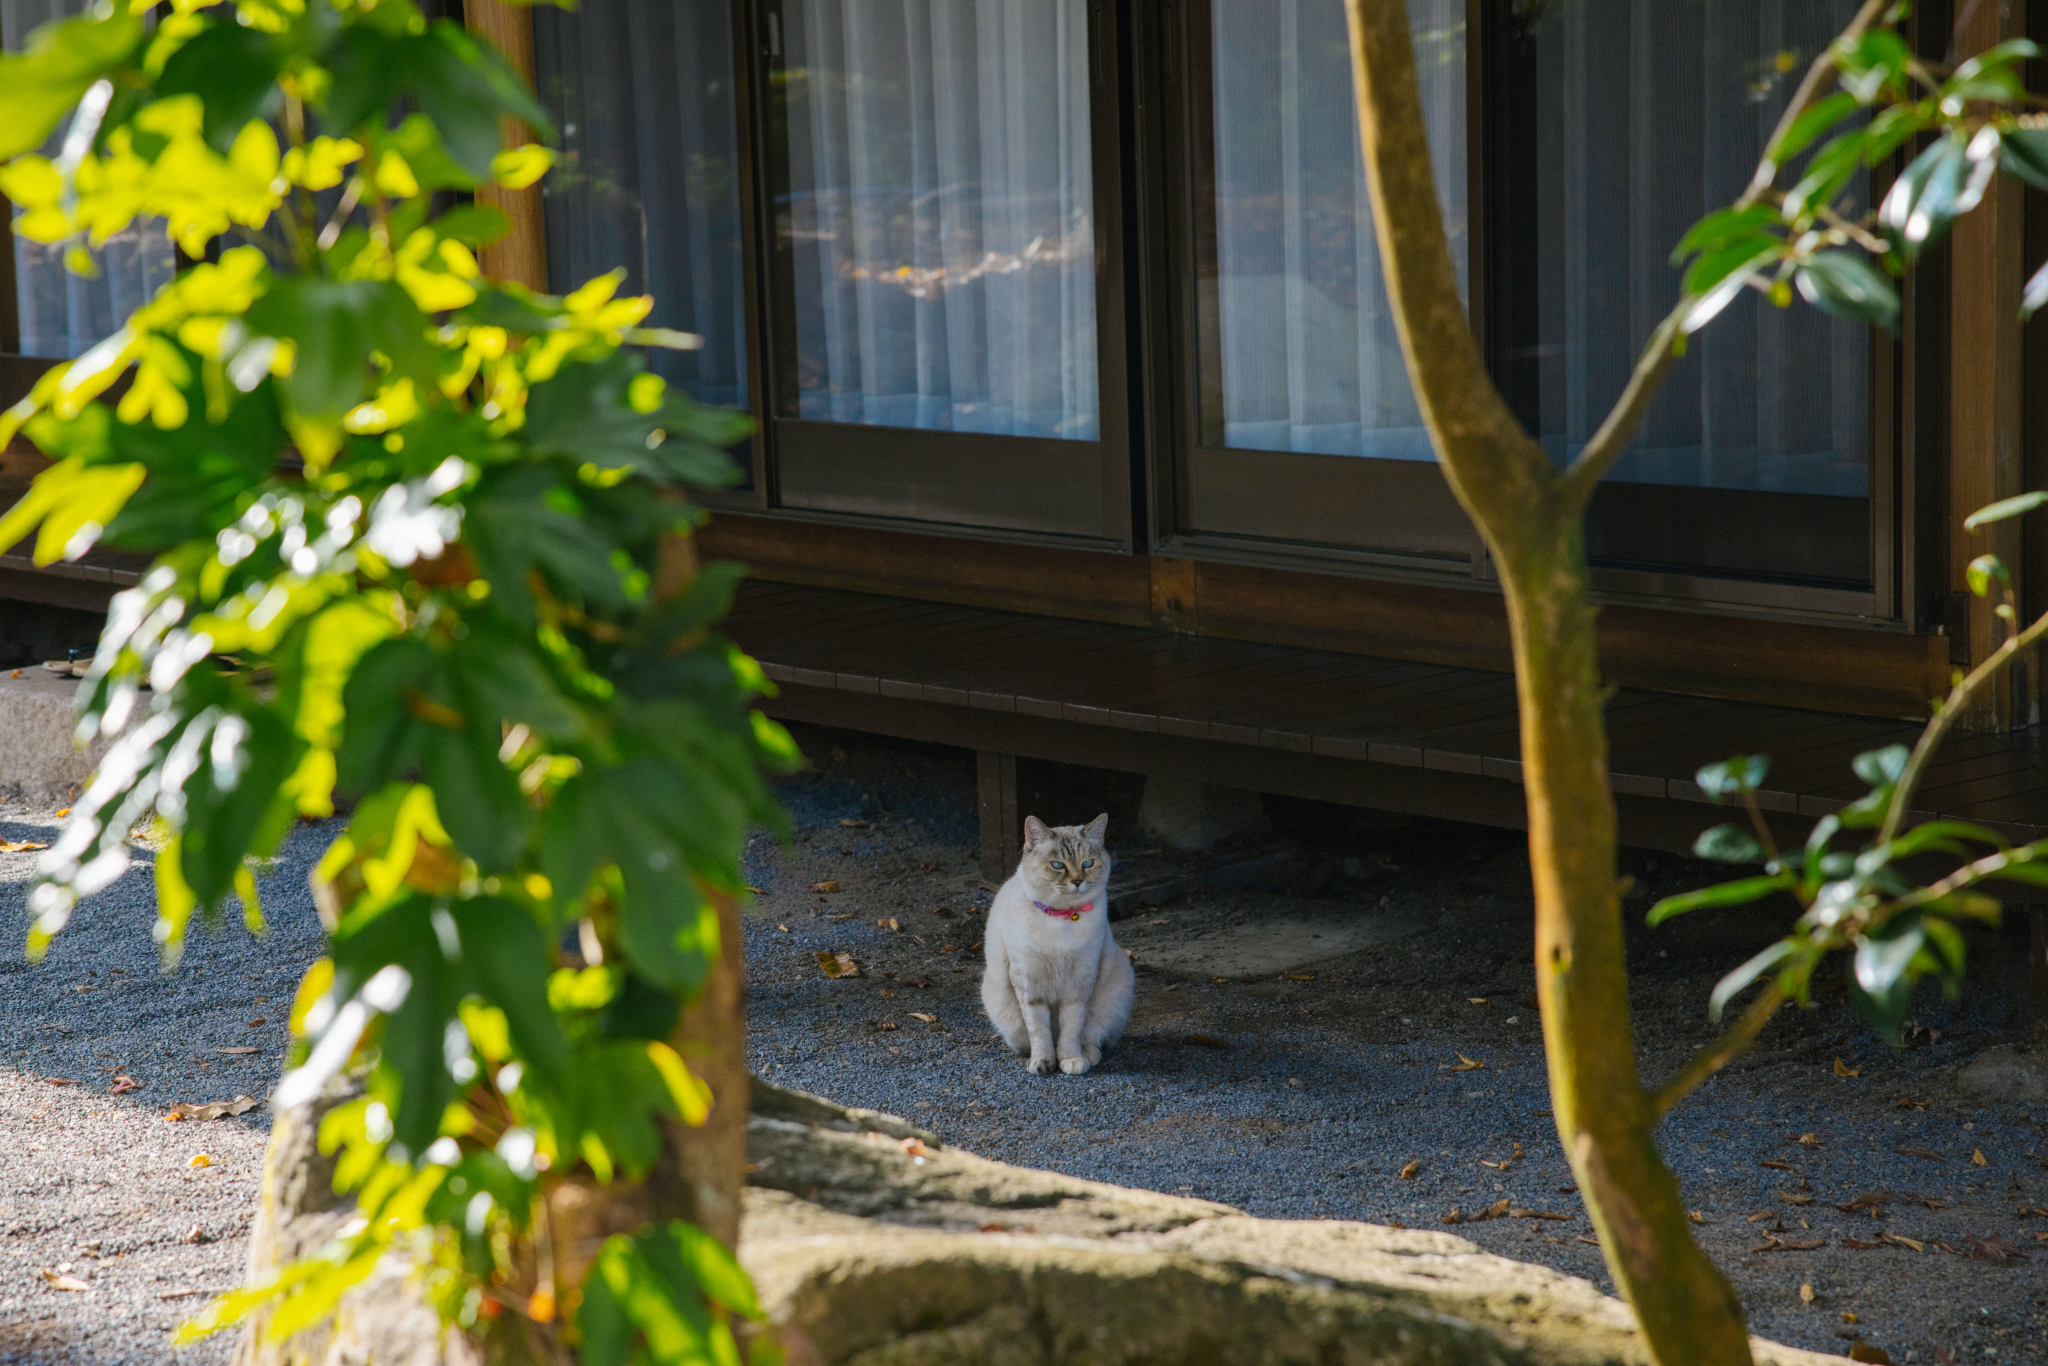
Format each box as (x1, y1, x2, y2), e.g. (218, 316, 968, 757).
(1034, 899, 1093, 921)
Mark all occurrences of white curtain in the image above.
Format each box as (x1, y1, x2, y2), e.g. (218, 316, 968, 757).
(533, 0, 748, 408)
(1210, 0, 1466, 461)
(3, 0, 176, 359)
(782, 0, 1099, 440)
(1535, 0, 1868, 496)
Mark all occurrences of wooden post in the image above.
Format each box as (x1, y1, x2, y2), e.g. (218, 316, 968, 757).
(1947, 2, 2028, 731)
(464, 0, 550, 291)
(977, 751, 1019, 883)
(2032, 906, 2048, 1039)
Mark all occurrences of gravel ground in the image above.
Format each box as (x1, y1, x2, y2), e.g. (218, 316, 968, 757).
(4, 722, 2047, 1364)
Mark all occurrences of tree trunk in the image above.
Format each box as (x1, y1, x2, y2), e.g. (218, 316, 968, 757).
(1339, 4, 1752, 1363)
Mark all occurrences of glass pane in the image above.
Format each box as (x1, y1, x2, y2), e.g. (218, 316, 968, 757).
(772, 0, 1099, 440)
(534, 0, 749, 409)
(1530, 0, 1869, 497)
(4, 0, 176, 359)
(1198, 0, 1467, 461)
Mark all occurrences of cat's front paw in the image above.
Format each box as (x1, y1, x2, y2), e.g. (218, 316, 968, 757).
(1060, 1056, 1090, 1075)
(1027, 1055, 1057, 1076)
(1082, 1042, 1102, 1066)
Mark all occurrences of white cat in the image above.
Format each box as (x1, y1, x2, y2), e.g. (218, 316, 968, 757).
(981, 813, 1134, 1076)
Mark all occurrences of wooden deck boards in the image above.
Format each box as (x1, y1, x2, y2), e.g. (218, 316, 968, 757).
(729, 579, 2048, 845)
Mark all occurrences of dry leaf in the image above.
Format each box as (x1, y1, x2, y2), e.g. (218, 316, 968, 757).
(1286, 974, 1315, 981)
(39, 1268, 90, 1292)
(1399, 1160, 1421, 1179)
(812, 881, 840, 893)
(1796, 1133, 1822, 1146)
(1689, 1210, 1707, 1224)
(53, 807, 70, 818)
(1835, 1191, 1896, 1213)
(0, 839, 48, 852)
(245, 1017, 266, 1028)
(108, 1076, 139, 1095)
(1442, 1052, 1486, 1073)
(188, 1153, 213, 1168)
(165, 1096, 257, 1121)
(907, 1012, 936, 1023)
(1799, 1282, 1816, 1305)
(1509, 1208, 1569, 1221)
(1971, 1148, 1988, 1167)
(1843, 1237, 1886, 1249)
(1523, 991, 1541, 1008)
(1880, 1232, 1924, 1252)
(839, 818, 868, 828)
(826, 913, 856, 921)
(877, 918, 900, 931)
(1834, 1057, 1861, 1078)
(817, 951, 859, 979)
(1894, 1146, 1940, 1161)
(877, 1021, 898, 1032)
(1467, 997, 1489, 1005)
(1185, 1032, 1229, 1049)
(777, 924, 790, 932)
(938, 944, 958, 953)
(182, 1225, 212, 1244)
(1576, 1233, 1600, 1246)
(1752, 1235, 1825, 1252)
(1746, 1210, 1777, 1222)
(877, 989, 895, 999)
(216, 1046, 259, 1055)
(1847, 1344, 1895, 1366)
(1779, 1192, 1815, 1205)
(1759, 1159, 1794, 1171)
(900, 1137, 930, 1158)
(45, 1078, 76, 1086)
(1895, 1096, 1931, 1110)
(1210, 976, 1231, 985)
(1966, 1233, 2026, 1265)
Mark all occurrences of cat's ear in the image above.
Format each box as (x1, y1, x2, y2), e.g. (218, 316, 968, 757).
(1084, 812, 1109, 843)
(1023, 815, 1051, 850)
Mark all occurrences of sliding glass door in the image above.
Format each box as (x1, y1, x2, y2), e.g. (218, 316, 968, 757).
(757, 0, 1130, 542)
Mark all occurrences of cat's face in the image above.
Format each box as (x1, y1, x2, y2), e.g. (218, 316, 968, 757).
(1019, 813, 1110, 901)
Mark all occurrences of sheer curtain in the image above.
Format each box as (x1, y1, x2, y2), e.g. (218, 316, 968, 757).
(779, 0, 1099, 440)
(533, 0, 748, 408)
(1207, 0, 1466, 461)
(3, 0, 176, 359)
(1534, 0, 1868, 496)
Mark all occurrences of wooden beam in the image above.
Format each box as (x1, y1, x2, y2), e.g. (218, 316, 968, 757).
(1948, 1, 2029, 730)
(464, 0, 549, 291)
(976, 751, 1019, 883)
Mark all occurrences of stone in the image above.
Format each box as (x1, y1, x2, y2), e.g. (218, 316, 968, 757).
(235, 1079, 1851, 1366)
(1114, 891, 1425, 979)
(1956, 1043, 2048, 1103)
(0, 670, 106, 803)
(1135, 776, 1270, 852)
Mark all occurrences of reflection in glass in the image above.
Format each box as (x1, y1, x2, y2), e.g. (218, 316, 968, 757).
(774, 0, 1098, 440)
(534, 0, 748, 408)
(1201, 0, 1466, 461)
(1530, 0, 1868, 496)
(4, 0, 176, 358)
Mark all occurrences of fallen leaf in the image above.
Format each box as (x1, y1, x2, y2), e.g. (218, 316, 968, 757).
(1210, 976, 1231, 985)
(0, 839, 48, 852)
(1287, 974, 1316, 981)
(876, 918, 900, 932)
(919, 862, 937, 873)
(1399, 1160, 1421, 1179)
(777, 923, 790, 932)
(817, 951, 859, 979)
(46, 1078, 76, 1087)
(1759, 1160, 1794, 1171)
(188, 1153, 212, 1168)
(934, 906, 954, 917)
(1847, 1344, 1894, 1366)
(1746, 1209, 1777, 1223)
(165, 1096, 258, 1121)
(1894, 1096, 1930, 1110)
(979, 1222, 1012, 1233)
(1752, 1235, 1824, 1252)
(907, 1012, 936, 1023)
(1442, 1052, 1486, 1073)
(1286, 1077, 1304, 1088)
(1835, 1191, 1896, 1213)
(1880, 1232, 1924, 1252)
(938, 944, 958, 954)
(1779, 1192, 1815, 1205)
(839, 818, 868, 828)
(53, 807, 70, 818)
(216, 1046, 259, 1055)
(1799, 1282, 1816, 1305)
(1971, 1148, 1988, 1167)
(1467, 997, 1489, 1005)
(108, 1076, 139, 1095)
(38, 1268, 89, 1292)
(182, 1225, 212, 1245)
(1842, 1237, 1886, 1249)
(1834, 1057, 1860, 1078)
(1842, 1312, 1859, 1325)
(245, 1017, 266, 1028)
(1185, 1032, 1229, 1049)
(877, 989, 895, 999)
(1936, 1347, 1958, 1366)
(1523, 992, 1540, 1008)
(1575, 1233, 1600, 1246)
(1796, 1133, 1822, 1147)
(812, 881, 840, 893)
(158, 1288, 215, 1299)
(1894, 1146, 1941, 1161)
(1688, 1210, 1707, 1224)
(1509, 1208, 1569, 1221)
(900, 1137, 930, 1158)
(1966, 1232, 2026, 1265)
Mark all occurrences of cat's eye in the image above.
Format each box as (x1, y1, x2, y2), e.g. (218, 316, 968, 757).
(1050, 860, 1066, 871)
(1082, 860, 1095, 869)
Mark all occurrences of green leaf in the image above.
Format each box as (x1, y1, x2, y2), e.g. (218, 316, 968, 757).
(1795, 252, 1899, 333)
(1964, 491, 2048, 530)
(383, 939, 460, 1157)
(406, 23, 556, 177)
(1766, 91, 1862, 166)
(451, 899, 571, 1080)
(1849, 920, 1925, 1039)
(1967, 553, 2010, 598)
(1783, 130, 1870, 223)
(246, 279, 437, 421)
(1695, 755, 1769, 801)
(661, 1222, 760, 1319)
(1710, 939, 1798, 1022)
(429, 204, 510, 249)
(1851, 744, 1909, 788)
(417, 721, 530, 874)
(1879, 136, 1982, 261)
(337, 638, 434, 796)
(0, 10, 145, 160)
(2000, 128, 2048, 191)
(152, 23, 283, 153)
(1647, 873, 1794, 926)
(1672, 205, 1780, 265)
(1692, 824, 1765, 864)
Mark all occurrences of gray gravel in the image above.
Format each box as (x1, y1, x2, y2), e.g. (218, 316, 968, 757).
(1, 807, 334, 1366)
(5, 721, 2047, 1364)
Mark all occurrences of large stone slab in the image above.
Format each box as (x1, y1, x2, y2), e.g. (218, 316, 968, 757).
(236, 1080, 1850, 1366)
(0, 669, 104, 803)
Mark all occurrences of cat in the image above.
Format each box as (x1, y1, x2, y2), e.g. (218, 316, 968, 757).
(981, 812, 1134, 1075)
